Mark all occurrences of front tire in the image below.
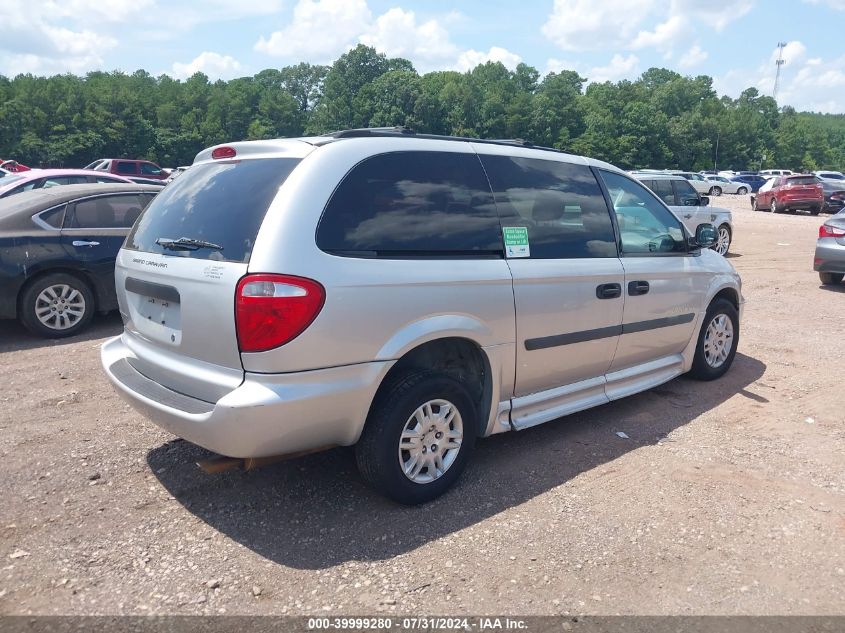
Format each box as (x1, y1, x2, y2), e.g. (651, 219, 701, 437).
(19, 273, 95, 338)
(737, 186, 748, 195)
(709, 186, 722, 196)
(689, 298, 739, 381)
(713, 224, 732, 256)
(819, 272, 844, 285)
(356, 370, 477, 505)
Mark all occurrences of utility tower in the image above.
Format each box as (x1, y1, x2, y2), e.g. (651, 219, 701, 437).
(773, 42, 787, 100)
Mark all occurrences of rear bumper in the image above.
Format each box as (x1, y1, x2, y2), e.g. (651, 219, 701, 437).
(101, 335, 393, 458)
(814, 240, 845, 273)
(780, 197, 822, 209)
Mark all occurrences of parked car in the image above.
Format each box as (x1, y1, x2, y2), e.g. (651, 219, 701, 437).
(86, 159, 170, 181)
(125, 177, 167, 187)
(100, 129, 743, 504)
(760, 169, 793, 177)
(821, 180, 845, 214)
(0, 183, 159, 337)
(671, 171, 725, 196)
(165, 166, 190, 183)
(752, 174, 824, 215)
(814, 209, 845, 285)
(0, 160, 32, 172)
(0, 169, 133, 198)
(813, 170, 845, 182)
(632, 172, 734, 255)
(707, 175, 748, 195)
(730, 174, 768, 193)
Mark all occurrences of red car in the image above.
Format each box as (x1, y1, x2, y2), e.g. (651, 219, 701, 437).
(753, 174, 824, 215)
(0, 160, 32, 173)
(84, 158, 170, 180)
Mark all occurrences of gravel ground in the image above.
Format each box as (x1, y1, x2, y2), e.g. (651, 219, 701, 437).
(0, 194, 843, 616)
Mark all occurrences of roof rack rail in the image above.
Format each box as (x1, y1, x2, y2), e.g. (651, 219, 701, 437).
(319, 128, 567, 155)
(331, 126, 416, 138)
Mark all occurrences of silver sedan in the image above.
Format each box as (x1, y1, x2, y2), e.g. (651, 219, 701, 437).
(814, 209, 845, 285)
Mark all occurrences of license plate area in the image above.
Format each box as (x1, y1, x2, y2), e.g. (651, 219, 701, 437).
(125, 277, 182, 345)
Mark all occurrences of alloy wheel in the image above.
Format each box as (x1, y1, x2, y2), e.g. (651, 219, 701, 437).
(34, 284, 86, 331)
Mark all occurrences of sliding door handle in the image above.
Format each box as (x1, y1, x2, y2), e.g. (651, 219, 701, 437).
(628, 280, 650, 296)
(596, 283, 622, 299)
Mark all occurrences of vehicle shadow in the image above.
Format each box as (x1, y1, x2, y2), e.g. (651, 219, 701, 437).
(0, 312, 122, 354)
(148, 352, 765, 570)
(818, 283, 845, 293)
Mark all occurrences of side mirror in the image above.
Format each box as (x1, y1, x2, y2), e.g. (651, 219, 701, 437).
(690, 223, 717, 249)
(700, 195, 710, 207)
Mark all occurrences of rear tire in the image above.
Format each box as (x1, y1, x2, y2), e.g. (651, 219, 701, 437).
(737, 186, 748, 195)
(19, 273, 95, 338)
(356, 370, 477, 505)
(689, 298, 739, 381)
(770, 198, 779, 213)
(810, 205, 821, 216)
(709, 186, 722, 196)
(819, 272, 844, 285)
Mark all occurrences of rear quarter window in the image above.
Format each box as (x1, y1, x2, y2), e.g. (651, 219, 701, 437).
(125, 158, 300, 263)
(317, 151, 501, 256)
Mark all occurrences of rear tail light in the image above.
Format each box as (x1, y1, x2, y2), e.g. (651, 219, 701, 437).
(235, 274, 325, 352)
(819, 224, 845, 238)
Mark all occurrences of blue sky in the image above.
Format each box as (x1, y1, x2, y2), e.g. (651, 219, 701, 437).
(2, 0, 844, 112)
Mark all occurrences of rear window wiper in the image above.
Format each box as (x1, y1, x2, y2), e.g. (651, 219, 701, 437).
(155, 237, 224, 252)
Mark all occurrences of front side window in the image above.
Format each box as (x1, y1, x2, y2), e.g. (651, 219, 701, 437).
(140, 163, 162, 175)
(480, 155, 617, 259)
(43, 176, 88, 188)
(599, 170, 687, 255)
(66, 194, 148, 229)
(673, 179, 700, 206)
(317, 151, 501, 256)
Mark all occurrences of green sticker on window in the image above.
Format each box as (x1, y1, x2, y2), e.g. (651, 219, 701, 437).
(503, 226, 530, 258)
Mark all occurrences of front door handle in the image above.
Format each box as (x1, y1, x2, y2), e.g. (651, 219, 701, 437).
(596, 283, 622, 299)
(683, 213, 693, 219)
(72, 240, 100, 247)
(628, 280, 650, 296)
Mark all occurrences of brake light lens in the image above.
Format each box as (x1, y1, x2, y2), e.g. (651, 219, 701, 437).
(212, 146, 237, 160)
(235, 274, 325, 352)
(819, 224, 845, 238)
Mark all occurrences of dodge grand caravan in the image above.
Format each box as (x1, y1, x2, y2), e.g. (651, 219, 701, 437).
(101, 129, 743, 504)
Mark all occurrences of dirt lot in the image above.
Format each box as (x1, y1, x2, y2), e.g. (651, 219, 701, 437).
(0, 194, 843, 616)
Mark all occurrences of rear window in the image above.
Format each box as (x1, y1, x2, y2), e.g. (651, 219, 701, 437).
(125, 158, 300, 263)
(786, 176, 819, 186)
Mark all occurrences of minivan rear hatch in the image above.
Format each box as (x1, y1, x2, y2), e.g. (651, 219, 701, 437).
(115, 145, 310, 402)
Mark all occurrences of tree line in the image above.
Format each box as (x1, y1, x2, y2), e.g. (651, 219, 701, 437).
(1, 44, 843, 172)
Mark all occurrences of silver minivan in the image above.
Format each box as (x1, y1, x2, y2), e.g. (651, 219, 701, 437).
(101, 129, 744, 504)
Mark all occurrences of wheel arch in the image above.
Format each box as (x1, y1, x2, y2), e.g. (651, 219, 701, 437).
(17, 266, 99, 317)
(368, 336, 496, 439)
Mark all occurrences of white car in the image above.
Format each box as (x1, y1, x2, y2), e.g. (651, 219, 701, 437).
(761, 169, 793, 177)
(707, 175, 749, 195)
(813, 170, 845, 182)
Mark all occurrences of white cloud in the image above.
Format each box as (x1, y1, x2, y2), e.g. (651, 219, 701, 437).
(587, 54, 640, 84)
(542, 0, 656, 52)
(255, 1, 522, 74)
(679, 44, 708, 68)
(455, 47, 522, 72)
(359, 7, 459, 71)
(542, 0, 753, 55)
(544, 58, 579, 75)
(255, 0, 372, 62)
(170, 52, 245, 80)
